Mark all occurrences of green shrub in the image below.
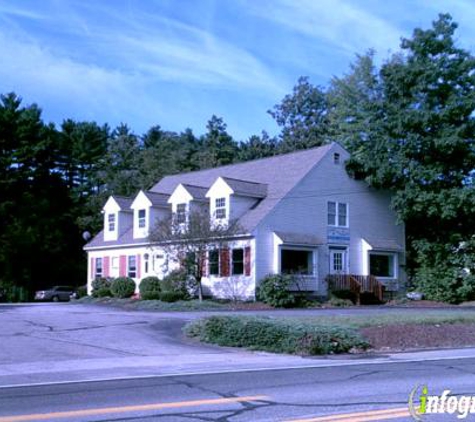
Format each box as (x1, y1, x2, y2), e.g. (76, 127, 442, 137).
(110, 277, 136, 298)
(159, 291, 183, 302)
(330, 289, 357, 303)
(257, 274, 296, 307)
(161, 269, 189, 299)
(328, 296, 354, 307)
(184, 316, 368, 355)
(91, 277, 113, 298)
(412, 238, 475, 304)
(75, 285, 88, 298)
(139, 276, 161, 300)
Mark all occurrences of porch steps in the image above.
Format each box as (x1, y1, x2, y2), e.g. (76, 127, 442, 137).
(326, 274, 385, 305)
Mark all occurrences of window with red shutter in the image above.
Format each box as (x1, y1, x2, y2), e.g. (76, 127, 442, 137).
(244, 246, 251, 276)
(220, 248, 230, 277)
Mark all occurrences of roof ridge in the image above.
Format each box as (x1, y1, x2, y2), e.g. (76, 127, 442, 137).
(221, 176, 268, 185)
(159, 143, 334, 181)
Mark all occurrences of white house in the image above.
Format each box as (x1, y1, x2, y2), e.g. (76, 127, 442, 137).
(84, 143, 405, 300)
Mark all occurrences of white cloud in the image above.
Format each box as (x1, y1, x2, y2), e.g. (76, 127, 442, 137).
(246, 0, 403, 56)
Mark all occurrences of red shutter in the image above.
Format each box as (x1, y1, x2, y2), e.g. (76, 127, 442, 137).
(103, 256, 110, 277)
(220, 248, 230, 277)
(244, 246, 251, 276)
(119, 255, 127, 277)
(136, 254, 141, 279)
(200, 251, 208, 277)
(90, 257, 95, 279)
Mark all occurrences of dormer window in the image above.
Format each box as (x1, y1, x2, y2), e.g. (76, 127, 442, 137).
(107, 214, 115, 232)
(176, 203, 187, 224)
(215, 197, 226, 219)
(138, 209, 146, 228)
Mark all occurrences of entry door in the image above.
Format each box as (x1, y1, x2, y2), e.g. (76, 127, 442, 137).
(329, 248, 348, 274)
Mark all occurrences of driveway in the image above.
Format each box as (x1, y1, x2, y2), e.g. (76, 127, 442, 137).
(2, 303, 475, 387)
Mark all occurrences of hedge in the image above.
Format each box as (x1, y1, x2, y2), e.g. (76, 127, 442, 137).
(110, 277, 136, 298)
(139, 276, 161, 300)
(184, 316, 369, 355)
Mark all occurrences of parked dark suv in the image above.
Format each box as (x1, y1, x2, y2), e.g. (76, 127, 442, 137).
(34, 286, 75, 302)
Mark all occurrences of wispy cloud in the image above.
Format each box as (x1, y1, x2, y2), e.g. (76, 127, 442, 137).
(246, 0, 403, 57)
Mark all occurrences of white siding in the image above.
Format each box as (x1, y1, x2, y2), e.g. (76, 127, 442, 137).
(254, 143, 405, 295)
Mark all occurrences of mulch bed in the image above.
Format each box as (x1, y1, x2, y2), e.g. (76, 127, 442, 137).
(360, 323, 475, 351)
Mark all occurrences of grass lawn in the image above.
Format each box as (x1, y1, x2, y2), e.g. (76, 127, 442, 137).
(184, 311, 475, 355)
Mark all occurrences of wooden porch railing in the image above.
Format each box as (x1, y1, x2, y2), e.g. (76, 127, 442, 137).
(326, 274, 385, 304)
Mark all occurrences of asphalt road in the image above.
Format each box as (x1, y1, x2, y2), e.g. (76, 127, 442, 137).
(2, 303, 475, 421)
(1, 357, 474, 421)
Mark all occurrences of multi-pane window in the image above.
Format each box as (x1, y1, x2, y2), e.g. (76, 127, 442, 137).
(208, 250, 219, 276)
(176, 203, 187, 224)
(338, 203, 347, 226)
(332, 252, 343, 272)
(138, 209, 146, 228)
(95, 258, 103, 278)
(281, 250, 313, 275)
(369, 253, 395, 278)
(328, 201, 348, 227)
(128, 255, 137, 278)
(333, 153, 340, 164)
(108, 214, 115, 231)
(232, 249, 244, 275)
(215, 197, 226, 219)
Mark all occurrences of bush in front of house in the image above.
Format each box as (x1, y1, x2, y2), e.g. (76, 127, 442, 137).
(159, 291, 184, 302)
(161, 269, 189, 300)
(328, 296, 354, 307)
(184, 316, 369, 355)
(256, 274, 297, 308)
(91, 277, 113, 298)
(139, 276, 161, 300)
(110, 277, 136, 299)
(75, 285, 88, 299)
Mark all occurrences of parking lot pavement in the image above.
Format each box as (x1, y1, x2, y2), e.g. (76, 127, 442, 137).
(3, 303, 475, 387)
(0, 303, 327, 386)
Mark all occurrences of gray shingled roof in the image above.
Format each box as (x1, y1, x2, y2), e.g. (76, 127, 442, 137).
(221, 177, 267, 198)
(182, 184, 208, 201)
(143, 191, 169, 208)
(114, 195, 133, 211)
(151, 143, 333, 231)
(275, 231, 323, 246)
(364, 237, 404, 251)
(85, 143, 334, 249)
(86, 227, 149, 249)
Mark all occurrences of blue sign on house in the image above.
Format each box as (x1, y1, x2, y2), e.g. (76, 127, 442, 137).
(327, 227, 350, 244)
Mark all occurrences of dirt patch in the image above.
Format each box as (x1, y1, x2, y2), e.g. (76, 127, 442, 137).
(384, 300, 457, 308)
(360, 323, 475, 351)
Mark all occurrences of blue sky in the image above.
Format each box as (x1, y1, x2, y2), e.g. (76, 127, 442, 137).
(1, 1, 474, 141)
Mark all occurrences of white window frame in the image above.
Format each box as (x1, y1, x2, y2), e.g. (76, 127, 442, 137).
(328, 201, 348, 227)
(215, 197, 227, 220)
(368, 252, 397, 279)
(280, 247, 315, 276)
(231, 248, 244, 275)
(128, 255, 137, 278)
(111, 257, 119, 270)
(208, 249, 220, 276)
(138, 209, 146, 229)
(176, 203, 187, 224)
(95, 257, 103, 278)
(107, 214, 115, 232)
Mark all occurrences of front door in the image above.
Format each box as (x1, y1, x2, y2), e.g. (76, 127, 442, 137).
(329, 248, 348, 275)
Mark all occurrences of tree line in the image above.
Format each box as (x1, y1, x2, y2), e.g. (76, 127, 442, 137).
(1, 13, 474, 302)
